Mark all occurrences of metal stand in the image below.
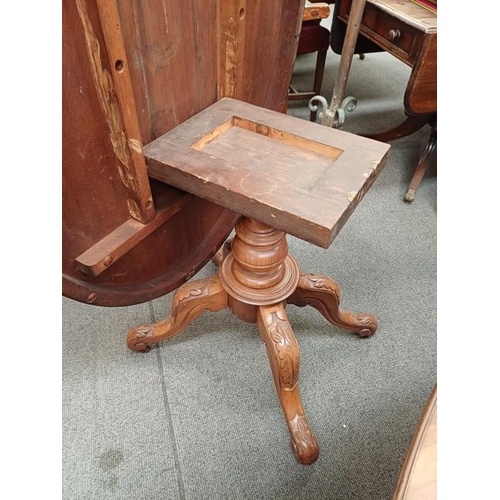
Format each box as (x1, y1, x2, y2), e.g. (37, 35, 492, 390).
(309, 0, 366, 128)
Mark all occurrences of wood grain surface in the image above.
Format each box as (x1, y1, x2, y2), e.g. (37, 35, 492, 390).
(63, 0, 304, 306)
(144, 98, 391, 248)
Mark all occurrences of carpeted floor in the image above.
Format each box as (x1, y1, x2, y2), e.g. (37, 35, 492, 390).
(62, 18, 437, 500)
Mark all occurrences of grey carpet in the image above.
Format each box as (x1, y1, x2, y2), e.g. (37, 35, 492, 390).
(63, 26, 437, 500)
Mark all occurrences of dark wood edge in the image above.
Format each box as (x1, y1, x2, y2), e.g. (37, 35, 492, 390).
(63, 209, 238, 306)
(75, 193, 190, 276)
(93, 0, 156, 223)
(363, 114, 432, 142)
(404, 34, 437, 116)
(392, 384, 437, 500)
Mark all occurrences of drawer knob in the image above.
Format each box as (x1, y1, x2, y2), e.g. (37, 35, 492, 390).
(387, 29, 401, 42)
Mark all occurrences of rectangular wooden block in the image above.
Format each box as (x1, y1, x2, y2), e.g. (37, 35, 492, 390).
(144, 98, 391, 248)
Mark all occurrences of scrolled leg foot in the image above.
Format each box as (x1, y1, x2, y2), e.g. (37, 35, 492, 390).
(289, 413, 320, 465)
(126, 275, 228, 352)
(288, 273, 377, 337)
(257, 303, 319, 465)
(127, 325, 155, 352)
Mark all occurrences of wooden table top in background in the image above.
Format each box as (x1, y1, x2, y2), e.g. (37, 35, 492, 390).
(369, 0, 436, 33)
(393, 385, 437, 500)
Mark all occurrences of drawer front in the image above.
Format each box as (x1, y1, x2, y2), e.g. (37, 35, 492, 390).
(338, 0, 423, 66)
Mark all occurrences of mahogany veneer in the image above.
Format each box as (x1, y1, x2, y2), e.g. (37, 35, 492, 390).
(128, 98, 391, 464)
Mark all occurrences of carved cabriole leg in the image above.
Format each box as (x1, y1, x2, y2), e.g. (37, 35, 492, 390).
(257, 302, 320, 465)
(288, 273, 377, 337)
(127, 275, 227, 352)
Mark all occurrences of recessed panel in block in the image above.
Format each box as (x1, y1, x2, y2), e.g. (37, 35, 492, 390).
(144, 98, 391, 248)
(192, 117, 343, 191)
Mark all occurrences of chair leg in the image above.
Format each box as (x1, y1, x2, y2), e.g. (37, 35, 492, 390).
(404, 124, 437, 203)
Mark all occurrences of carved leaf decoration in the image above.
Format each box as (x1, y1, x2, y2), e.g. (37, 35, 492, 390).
(260, 310, 301, 390)
(271, 331, 283, 345)
(298, 417, 311, 436)
(280, 356, 294, 388)
(305, 274, 338, 294)
(134, 326, 152, 338)
(177, 286, 203, 302)
(291, 414, 316, 451)
(277, 321, 288, 337)
(277, 322, 288, 343)
(272, 320, 298, 389)
(275, 307, 287, 321)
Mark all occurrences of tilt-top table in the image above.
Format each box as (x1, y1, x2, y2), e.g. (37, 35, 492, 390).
(126, 97, 391, 464)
